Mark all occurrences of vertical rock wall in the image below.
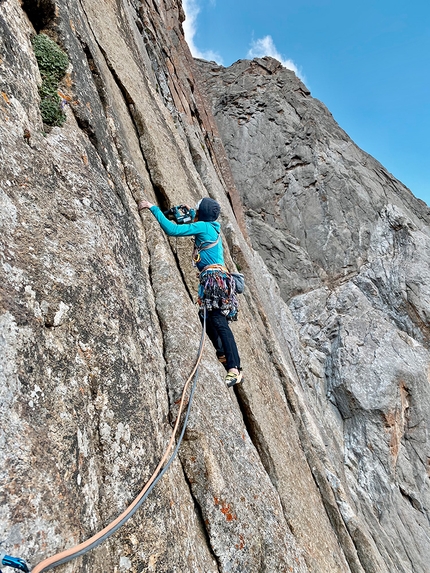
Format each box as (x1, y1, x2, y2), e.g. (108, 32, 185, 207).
(2, 1, 429, 572)
(197, 57, 430, 573)
(0, 1, 349, 572)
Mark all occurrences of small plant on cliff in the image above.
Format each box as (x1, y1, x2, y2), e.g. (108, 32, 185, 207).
(32, 33, 69, 127)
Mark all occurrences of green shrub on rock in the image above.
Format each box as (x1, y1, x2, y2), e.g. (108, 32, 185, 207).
(31, 33, 69, 127)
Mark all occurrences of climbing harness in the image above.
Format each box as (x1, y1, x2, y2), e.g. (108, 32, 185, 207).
(198, 264, 239, 320)
(192, 230, 244, 294)
(7, 311, 206, 573)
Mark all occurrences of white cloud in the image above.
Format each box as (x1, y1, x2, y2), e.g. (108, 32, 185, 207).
(247, 35, 304, 81)
(182, 0, 223, 64)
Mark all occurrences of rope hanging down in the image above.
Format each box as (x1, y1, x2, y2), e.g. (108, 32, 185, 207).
(11, 311, 206, 573)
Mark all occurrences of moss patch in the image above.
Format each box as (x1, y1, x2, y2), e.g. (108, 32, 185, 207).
(32, 33, 69, 127)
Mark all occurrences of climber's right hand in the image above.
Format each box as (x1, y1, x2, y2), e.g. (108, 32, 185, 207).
(138, 200, 154, 211)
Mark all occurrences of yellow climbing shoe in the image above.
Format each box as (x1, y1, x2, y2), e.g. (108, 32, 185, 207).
(225, 370, 243, 388)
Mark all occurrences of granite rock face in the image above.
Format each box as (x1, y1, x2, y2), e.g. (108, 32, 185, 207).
(0, 1, 339, 572)
(197, 57, 430, 572)
(1, 1, 429, 572)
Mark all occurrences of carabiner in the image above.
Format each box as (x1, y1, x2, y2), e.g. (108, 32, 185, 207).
(1, 552, 30, 573)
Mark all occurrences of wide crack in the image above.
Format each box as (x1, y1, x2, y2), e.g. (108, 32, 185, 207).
(22, 0, 56, 33)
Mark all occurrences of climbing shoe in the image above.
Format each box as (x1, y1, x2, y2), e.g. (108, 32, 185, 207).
(225, 370, 243, 388)
(217, 354, 229, 371)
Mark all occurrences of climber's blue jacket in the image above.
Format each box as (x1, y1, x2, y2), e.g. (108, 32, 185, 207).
(149, 206, 225, 271)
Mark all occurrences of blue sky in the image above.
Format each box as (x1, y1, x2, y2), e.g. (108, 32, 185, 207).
(183, 0, 430, 207)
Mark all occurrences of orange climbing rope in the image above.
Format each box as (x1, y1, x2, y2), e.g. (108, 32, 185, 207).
(30, 312, 207, 573)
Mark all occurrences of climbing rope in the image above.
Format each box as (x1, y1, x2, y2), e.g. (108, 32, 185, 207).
(6, 311, 206, 573)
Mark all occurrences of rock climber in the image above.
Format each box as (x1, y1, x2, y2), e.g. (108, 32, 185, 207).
(138, 197, 243, 387)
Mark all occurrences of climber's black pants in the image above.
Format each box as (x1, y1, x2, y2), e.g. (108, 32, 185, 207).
(200, 309, 241, 371)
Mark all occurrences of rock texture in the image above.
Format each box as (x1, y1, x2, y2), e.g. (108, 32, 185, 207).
(1, 1, 429, 572)
(197, 57, 430, 572)
(0, 1, 331, 572)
